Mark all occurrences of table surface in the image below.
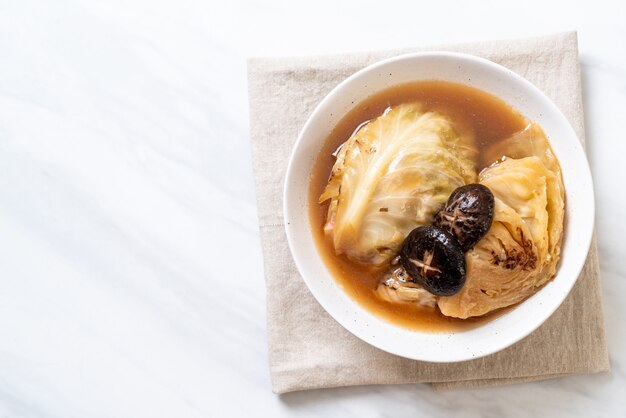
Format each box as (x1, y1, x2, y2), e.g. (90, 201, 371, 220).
(1, 1, 625, 417)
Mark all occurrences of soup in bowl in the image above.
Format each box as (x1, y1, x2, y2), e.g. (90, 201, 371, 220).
(283, 52, 594, 362)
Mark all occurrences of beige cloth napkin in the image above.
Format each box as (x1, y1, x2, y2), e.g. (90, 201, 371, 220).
(247, 31, 609, 394)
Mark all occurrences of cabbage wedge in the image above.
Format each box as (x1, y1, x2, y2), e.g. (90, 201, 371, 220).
(320, 103, 477, 265)
(438, 124, 565, 318)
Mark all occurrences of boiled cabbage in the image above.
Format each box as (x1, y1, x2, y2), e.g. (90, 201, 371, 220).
(438, 124, 564, 318)
(320, 103, 477, 265)
(375, 265, 437, 308)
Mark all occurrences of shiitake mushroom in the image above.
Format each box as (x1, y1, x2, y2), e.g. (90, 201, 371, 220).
(399, 226, 466, 296)
(434, 184, 495, 252)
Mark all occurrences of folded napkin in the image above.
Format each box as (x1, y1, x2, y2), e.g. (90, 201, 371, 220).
(247, 31, 609, 393)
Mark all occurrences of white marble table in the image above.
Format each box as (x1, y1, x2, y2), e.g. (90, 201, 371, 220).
(0, 1, 624, 416)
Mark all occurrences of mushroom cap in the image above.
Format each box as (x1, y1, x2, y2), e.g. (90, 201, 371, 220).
(434, 184, 495, 252)
(400, 226, 466, 296)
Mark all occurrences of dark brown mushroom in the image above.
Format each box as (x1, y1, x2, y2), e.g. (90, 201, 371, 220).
(434, 184, 495, 252)
(399, 226, 466, 296)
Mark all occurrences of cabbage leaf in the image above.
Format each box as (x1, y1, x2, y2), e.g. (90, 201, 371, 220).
(320, 103, 477, 265)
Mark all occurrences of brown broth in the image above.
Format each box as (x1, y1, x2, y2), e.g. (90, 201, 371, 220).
(308, 81, 527, 332)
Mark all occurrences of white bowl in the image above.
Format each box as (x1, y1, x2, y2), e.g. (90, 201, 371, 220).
(283, 52, 594, 362)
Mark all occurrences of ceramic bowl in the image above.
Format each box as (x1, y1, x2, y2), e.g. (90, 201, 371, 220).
(283, 52, 594, 362)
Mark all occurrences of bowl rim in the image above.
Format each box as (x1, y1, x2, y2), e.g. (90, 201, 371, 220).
(283, 51, 595, 362)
